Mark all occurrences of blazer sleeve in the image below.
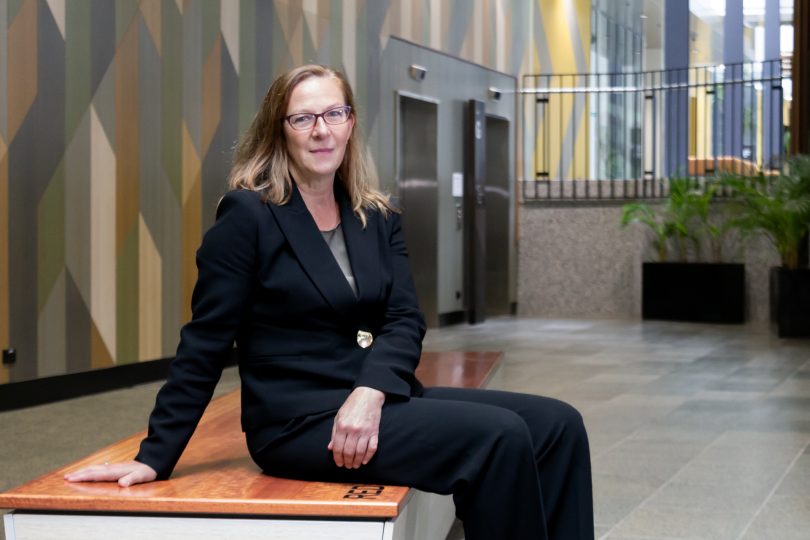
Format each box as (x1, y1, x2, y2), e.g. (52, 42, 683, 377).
(353, 211, 426, 398)
(134, 190, 260, 479)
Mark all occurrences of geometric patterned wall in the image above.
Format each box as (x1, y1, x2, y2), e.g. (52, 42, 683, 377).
(0, 0, 588, 385)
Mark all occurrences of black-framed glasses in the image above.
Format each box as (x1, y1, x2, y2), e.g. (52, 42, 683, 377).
(284, 105, 352, 131)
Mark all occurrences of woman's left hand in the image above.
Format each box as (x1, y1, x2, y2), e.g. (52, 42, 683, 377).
(328, 386, 385, 468)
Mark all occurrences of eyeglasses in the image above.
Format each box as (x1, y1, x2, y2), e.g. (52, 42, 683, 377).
(284, 105, 352, 131)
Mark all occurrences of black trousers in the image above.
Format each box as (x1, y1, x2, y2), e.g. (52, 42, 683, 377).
(247, 387, 594, 540)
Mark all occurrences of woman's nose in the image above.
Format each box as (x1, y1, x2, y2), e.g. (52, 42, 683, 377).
(311, 116, 329, 136)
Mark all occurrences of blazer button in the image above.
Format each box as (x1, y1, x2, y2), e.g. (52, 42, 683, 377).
(357, 330, 373, 348)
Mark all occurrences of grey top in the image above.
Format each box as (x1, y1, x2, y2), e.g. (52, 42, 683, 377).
(321, 223, 358, 296)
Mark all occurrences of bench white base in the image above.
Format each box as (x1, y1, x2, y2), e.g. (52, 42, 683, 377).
(3, 490, 456, 540)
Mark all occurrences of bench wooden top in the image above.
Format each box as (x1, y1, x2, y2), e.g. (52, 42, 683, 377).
(0, 351, 502, 519)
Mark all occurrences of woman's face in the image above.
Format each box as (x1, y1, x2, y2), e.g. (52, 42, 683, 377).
(284, 76, 354, 185)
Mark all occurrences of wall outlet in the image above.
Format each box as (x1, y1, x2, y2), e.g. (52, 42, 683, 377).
(2, 348, 16, 365)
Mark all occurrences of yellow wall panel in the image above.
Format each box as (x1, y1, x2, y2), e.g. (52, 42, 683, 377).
(115, 17, 140, 255)
(44, 0, 66, 38)
(37, 270, 66, 377)
(90, 107, 118, 363)
(574, 0, 590, 71)
(7, 0, 37, 141)
(275, 1, 303, 68)
(181, 123, 202, 325)
(201, 36, 222, 157)
(140, 0, 162, 55)
(540, 0, 575, 73)
(528, 0, 591, 180)
(90, 318, 114, 369)
(220, 0, 240, 74)
(0, 145, 7, 384)
(342, 0, 357, 87)
(138, 215, 163, 362)
(181, 122, 200, 205)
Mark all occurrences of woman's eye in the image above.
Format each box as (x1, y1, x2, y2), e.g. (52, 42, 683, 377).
(292, 114, 313, 126)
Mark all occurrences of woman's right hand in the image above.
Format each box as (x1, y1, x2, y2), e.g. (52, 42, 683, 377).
(64, 460, 157, 487)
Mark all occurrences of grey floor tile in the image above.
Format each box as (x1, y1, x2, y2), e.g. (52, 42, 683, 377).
(691, 389, 768, 402)
(704, 378, 785, 393)
(593, 474, 659, 529)
(625, 424, 721, 450)
(676, 429, 807, 473)
(608, 362, 686, 376)
(739, 494, 810, 540)
(771, 376, 810, 397)
(672, 357, 746, 376)
(603, 535, 682, 540)
(632, 374, 724, 397)
(771, 451, 810, 497)
(610, 503, 752, 539)
(646, 480, 765, 516)
(670, 456, 794, 495)
(594, 438, 704, 487)
(551, 380, 635, 401)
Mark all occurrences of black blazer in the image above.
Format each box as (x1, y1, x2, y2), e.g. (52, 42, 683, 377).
(135, 184, 427, 479)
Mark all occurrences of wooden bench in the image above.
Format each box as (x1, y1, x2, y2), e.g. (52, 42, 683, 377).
(1, 351, 502, 540)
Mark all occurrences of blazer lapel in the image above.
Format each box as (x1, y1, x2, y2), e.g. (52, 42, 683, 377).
(267, 183, 357, 321)
(337, 185, 381, 306)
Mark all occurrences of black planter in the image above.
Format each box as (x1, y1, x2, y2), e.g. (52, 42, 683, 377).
(769, 267, 810, 338)
(642, 262, 745, 323)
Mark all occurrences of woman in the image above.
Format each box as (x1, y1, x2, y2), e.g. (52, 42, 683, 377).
(66, 64, 594, 539)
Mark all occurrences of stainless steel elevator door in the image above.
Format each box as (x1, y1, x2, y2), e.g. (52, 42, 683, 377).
(397, 94, 439, 326)
(484, 115, 511, 316)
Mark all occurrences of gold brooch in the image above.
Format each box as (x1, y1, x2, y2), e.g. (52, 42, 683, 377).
(357, 330, 373, 348)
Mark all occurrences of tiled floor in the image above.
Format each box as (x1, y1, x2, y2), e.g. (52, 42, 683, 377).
(2, 317, 809, 539)
(425, 318, 810, 540)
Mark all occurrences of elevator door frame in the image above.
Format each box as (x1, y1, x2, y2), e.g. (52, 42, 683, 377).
(483, 113, 513, 317)
(395, 91, 441, 326)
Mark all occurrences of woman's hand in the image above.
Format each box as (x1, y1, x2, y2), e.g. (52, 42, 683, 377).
(64, 460, 157, 488)
(328, 386, 385, 469)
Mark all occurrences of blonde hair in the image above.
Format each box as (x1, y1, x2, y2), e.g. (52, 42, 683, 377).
(227, 64, 395, 226)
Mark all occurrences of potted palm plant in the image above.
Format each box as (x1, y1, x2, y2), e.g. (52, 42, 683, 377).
(622, 178, 746, 323)
(723, 155, 810, 337)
